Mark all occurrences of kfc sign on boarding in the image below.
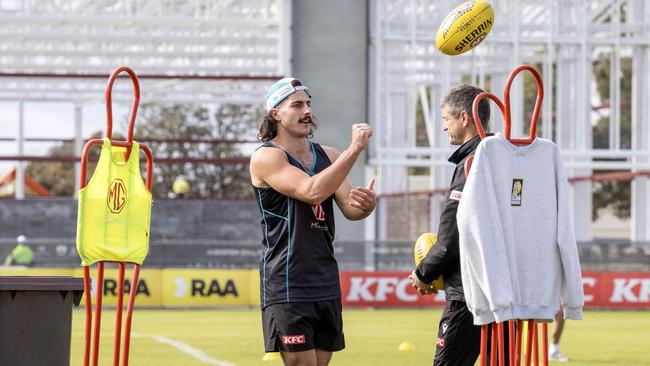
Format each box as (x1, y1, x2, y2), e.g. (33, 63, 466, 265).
(340, 271, 650, 309)
(340, 272, 445, 307)
(583, 272, 650, 308)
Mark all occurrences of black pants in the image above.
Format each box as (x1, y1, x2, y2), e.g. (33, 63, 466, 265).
(433, 301, 512, 366)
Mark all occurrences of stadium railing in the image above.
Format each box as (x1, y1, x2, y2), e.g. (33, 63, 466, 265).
(1, 237, 649, 272)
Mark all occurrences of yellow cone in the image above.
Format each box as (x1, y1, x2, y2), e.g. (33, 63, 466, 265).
(398, 341, 415, 351)
(262, 352, 281, 361)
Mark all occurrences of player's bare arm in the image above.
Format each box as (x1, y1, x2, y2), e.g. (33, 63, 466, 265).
(322, 145, 376, 221)
(250, 123, 372, 205)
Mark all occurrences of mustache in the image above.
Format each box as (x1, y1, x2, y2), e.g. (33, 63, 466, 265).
(299, 117, 315, 125)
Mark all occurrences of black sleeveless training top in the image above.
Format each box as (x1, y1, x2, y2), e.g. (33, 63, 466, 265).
(253, 141, 340, 309)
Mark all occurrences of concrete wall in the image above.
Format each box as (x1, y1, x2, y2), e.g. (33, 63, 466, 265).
(0, 198, 261, 241)
(291, 0, 369, 240)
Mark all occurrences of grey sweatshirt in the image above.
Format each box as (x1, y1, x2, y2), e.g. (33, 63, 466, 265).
(457, 134, 584, 325)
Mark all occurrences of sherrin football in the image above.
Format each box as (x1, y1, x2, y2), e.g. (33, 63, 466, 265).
(414, 232, 444, 289)
(436, 0, 494, 56)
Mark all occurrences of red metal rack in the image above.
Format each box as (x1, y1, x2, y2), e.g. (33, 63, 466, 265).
(78, 66, 153, 366)
(467, 64, 548, 366)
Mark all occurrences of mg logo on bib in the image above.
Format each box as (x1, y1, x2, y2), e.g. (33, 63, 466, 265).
(311, 203, 325, 221)
(108, 179, 127, 214)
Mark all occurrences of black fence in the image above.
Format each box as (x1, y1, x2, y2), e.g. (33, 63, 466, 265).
(1, 237, 650, 272)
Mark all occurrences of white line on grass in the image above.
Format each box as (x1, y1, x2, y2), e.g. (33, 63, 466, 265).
(153, 335, 235, 366)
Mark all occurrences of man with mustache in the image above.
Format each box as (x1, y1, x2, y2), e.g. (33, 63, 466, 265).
(250, 77, 375, 366)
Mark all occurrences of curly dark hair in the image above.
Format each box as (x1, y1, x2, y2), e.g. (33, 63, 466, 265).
(257, 111, 319, 141)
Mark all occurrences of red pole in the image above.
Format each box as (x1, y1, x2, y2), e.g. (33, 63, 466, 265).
(508, 320, 515, 366)
(503, 65, 544, 145)
(541, 323, 548, 366)
(490, 324, 497, 366)
(121, 265, 142, 366)
(78, 66, 153, 366)
(498, 322, 505, 366)
(113, 263, 126, 366)
(82, 266, 93, 366)
(92, 262, 105, 366)
(516, 320, 523, 366)
(471, 91, 505, 140)
(104, 66, 140, 160)
(480, 325, 488, 366)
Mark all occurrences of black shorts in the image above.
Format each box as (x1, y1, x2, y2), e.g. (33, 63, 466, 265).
(261, 299, 345, 353)
(434, 300, 512, 366)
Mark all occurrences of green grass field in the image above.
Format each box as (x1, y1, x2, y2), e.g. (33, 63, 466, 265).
(70, 309, 650, 366)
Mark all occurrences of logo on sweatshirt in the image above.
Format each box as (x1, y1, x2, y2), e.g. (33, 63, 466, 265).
(511, 178, 523, 206)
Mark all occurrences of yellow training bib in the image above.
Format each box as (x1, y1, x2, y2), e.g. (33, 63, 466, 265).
(76, 138, 152, 265)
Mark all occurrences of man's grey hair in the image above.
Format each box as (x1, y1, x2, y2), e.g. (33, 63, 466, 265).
(441, 84, 490, 130)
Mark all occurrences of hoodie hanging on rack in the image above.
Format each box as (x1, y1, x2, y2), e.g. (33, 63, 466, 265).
(456, 133, 584, 325)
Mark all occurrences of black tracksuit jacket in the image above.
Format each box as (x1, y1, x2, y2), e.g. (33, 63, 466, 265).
(415, 135, 481, 302)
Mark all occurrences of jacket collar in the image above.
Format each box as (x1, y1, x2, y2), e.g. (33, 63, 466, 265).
(448, 134, 481, 164)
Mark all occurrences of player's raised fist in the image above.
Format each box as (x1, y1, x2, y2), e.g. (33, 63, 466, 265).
(350, 123, 373, 151)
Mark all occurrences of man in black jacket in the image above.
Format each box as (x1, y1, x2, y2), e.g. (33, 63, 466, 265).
(408, 84, 490, 366)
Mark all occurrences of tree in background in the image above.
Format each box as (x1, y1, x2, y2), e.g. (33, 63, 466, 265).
(137, 103, 260, 198)
(26, 103, 261, 198)
(25, 131, 116, 197)
(25, 143, 75, 196)
(587, 2, 632, 221)
(591, 54, 632, 220)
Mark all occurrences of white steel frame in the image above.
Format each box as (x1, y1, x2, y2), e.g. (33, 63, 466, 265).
(0, 0, 290, 104)
(0, 0, 291, 197)
(368, 0, 650, 241)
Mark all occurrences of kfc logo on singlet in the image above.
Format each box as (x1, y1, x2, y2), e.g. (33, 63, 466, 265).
(311, 203, 325, 221)
(282, 335, 306, 345)
(436, 337, 445, 348)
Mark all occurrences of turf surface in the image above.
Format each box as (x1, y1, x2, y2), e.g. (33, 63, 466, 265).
(69, 309, 650, 365)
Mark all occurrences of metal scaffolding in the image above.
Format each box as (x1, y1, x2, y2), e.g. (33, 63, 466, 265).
(368, 0, 650, 241)
(0, 0, 289, 104)
(0, 0, 290, 198)
(2, 0, 649, 240)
